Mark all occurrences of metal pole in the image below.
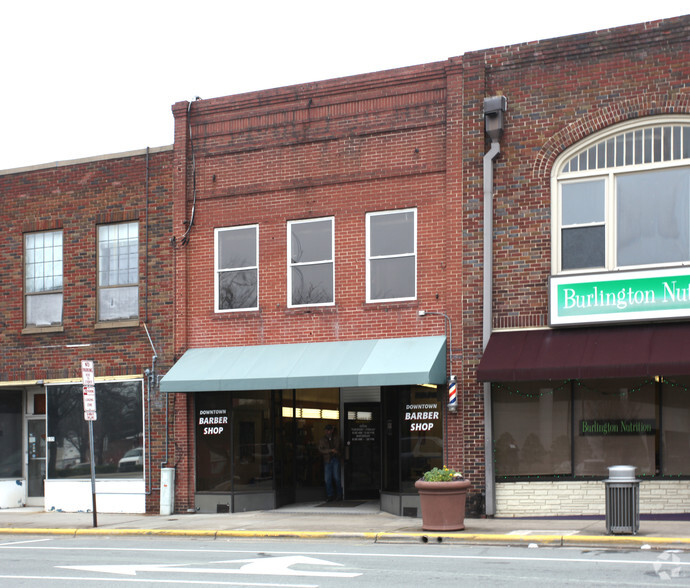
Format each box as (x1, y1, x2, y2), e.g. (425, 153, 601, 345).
(88, 419, 98, 528)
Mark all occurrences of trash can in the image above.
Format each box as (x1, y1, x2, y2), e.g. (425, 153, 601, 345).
(604, 465, 639, 535)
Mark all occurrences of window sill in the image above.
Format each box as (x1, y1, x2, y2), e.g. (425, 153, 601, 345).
(22, 325, 64, 335)
(94, 319, 140, 330)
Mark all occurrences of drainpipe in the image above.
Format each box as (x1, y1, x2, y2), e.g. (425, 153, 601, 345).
(482, 96, 507, 517)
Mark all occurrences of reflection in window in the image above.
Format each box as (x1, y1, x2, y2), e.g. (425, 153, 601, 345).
(367, 209, 416, 302)
(288, 218, 334, 306)
(0, 391, 22, 478)
(554, 119, 690, 273)
(195, 391, 272, 492)
(47, 381, 144, 479)
(25, 230, 63, 327)
(573, 380, 656, 476)
(215, 225, 258, 311)
(399, 385, 442, 493)
(98, 222, 139, 321)
(493, 383, 571, 477)
(661, 378, 690, 476)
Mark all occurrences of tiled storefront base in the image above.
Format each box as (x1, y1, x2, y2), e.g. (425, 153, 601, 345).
(496, 480, 690, 517)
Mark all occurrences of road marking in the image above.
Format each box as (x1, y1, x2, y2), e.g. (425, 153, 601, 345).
(0, 538, 53, 546)
(60, 555, 361, 578)
(0, 575, 317, 586)
(508, 530, 578, 535)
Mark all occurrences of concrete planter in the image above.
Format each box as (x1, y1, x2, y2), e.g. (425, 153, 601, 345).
(415, 479, 471, 531)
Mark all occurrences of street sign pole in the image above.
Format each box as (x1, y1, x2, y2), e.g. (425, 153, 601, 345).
(81, 360, 98, 528)
(88, 419, 97, 528)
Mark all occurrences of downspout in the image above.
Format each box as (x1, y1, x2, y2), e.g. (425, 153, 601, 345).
(482, 96, 507, 517)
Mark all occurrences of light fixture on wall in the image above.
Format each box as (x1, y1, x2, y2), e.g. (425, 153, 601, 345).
(418, 310, 456, 413)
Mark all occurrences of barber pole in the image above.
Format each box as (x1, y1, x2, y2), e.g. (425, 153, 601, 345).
(448, 376, 457, 412)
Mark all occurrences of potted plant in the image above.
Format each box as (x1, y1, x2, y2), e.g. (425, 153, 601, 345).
(415, 466, 471, 531)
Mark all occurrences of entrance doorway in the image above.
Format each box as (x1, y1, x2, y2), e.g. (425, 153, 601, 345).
(26, 417, 46, 506)
(344, 402, 381, 499)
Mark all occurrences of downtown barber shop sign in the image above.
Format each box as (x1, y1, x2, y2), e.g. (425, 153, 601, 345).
(550, 267, 690, 326)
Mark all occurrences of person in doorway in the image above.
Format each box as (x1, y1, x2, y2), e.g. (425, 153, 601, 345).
(318, 424, 342, 502)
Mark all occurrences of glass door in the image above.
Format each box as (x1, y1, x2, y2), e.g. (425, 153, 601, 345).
(344, 402, 381, 499)
(26, 417, 46, 505)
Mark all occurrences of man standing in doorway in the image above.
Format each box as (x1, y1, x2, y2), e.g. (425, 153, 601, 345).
(318, 424, 342, 502)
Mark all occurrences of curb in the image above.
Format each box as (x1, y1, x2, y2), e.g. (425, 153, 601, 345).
(1, 527, 689, 548)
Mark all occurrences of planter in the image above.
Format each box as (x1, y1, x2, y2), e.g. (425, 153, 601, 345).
(415, 479, 471, 531)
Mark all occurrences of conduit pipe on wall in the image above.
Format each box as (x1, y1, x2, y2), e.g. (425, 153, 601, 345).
(482, 96, 507, 517)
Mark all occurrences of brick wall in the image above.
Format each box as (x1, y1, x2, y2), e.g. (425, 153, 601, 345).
(167, 15, 690, 514)
(496, 480, 690, 516)
(0, 148, 175, 512)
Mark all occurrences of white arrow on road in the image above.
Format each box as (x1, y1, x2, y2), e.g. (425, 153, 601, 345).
(59, 555, 362, 578)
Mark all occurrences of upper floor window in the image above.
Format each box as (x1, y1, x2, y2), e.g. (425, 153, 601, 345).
(554, 118, 690, 274)
(24, 230, 63, 327)
(367, 208, 416, 302)
(98, 222, 139, 321)
(288, 217, 334, 307)
(215, 225, 258, 311)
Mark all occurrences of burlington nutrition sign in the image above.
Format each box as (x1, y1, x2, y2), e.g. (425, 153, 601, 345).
(550, 267, 690, 326)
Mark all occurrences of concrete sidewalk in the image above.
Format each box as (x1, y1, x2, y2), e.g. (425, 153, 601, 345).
(1, 503, 689, 549)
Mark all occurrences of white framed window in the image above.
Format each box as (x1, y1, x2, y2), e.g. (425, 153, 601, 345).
(288, 217, 334, 307)
(97, 222, 139, 321)
(366, 208, 416, 302)
(215, 225, 258, 311)
(553, 117, 690, 274)
(25, 230, 63, 327)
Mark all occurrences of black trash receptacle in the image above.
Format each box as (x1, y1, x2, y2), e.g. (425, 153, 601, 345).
(604, 465, 639, 535)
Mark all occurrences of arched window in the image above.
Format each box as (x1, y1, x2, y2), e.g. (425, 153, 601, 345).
(552, 117, 690, 274)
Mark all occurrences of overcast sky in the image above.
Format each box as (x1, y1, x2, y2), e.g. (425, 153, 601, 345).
(1, 1, 687, 171)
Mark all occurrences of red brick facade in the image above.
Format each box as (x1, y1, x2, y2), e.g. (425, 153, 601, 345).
(0, 148, 174, 512)
(167, 15, 689, 514)
(3, 15, 687, 516)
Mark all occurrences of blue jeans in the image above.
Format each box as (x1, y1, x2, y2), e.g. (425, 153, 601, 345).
(324, 457, 342, 499)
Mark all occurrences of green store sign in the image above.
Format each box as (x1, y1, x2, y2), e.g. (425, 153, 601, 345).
(550, 268, 690, 326)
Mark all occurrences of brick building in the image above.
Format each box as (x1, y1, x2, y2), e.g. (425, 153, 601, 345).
(0, 148, 174, 513)
(2, 15, 688, 518)
(162, 15, 690, 517)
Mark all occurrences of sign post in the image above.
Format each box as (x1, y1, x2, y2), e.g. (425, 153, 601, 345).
(81, 360, 97, 528)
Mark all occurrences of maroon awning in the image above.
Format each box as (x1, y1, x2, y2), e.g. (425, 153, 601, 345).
(477, 323, 690, 381)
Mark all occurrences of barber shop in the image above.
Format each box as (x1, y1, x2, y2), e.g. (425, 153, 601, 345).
(161, 337, 449, 515)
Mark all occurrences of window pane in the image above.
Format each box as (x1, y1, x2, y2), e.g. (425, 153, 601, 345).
(617, 168, 690, 266)
(47, 381, 143, 479)
(99, 286, 138, 321)
(493, 383, 571, 476)
(233, 394, 272, 491)
(0, 391, 23, 478)
(561, 180, 605, 225)
(562, 226, 605, 270)
(399, 385, 443, 492)
(370, 256, 415, 300)
(99, 222, 138, 287)
(662, 378, 690, 475)
(370, 211, 415, 256)
(291, 263, 333, 305)
(195, 391, 272, 492)
(218, 227, 256, 269)
(26, 293, 63, 326)
(219, 269, 257, 310)
(573, 380, 655, 476)
(290, 220, 332, 263)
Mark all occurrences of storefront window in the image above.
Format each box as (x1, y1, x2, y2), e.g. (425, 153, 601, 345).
(493, 383, 571, 477)
(661, 378, 690, 476)
(47, 381, 144, 479)
(399, 385, 443, 492)
(573, 380, 656, 477)
(195, 391, 272, 493)
(0, 391, 22, 478)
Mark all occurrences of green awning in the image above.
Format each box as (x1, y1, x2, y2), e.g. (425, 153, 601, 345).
(160, 336, 446, 392)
